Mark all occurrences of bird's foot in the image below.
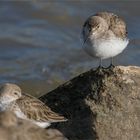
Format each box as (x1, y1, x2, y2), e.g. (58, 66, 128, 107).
(107, 64, 115, 70)
(105, 64, 116, 75)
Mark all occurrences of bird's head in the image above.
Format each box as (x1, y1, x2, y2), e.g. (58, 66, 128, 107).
(82, 16, 109, 43)
(0, 83, 22, 104)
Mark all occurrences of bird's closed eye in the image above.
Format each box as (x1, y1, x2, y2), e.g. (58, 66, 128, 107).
(94, 24, 100, 29)
(97, 25, 100, 28)
(14, 92, 19, 95)
(91, 24, 100, 31)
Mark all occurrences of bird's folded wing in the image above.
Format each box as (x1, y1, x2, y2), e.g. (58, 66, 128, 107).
(16, 93, 67, 122)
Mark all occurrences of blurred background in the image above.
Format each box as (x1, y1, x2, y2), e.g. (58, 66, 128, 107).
(0, 1, 139, 96)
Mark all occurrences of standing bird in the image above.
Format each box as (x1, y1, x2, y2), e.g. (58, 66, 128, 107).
(82, 12, 129, 68)
(0, 83, 67, 128)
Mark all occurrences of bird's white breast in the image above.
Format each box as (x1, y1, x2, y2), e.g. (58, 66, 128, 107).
(84, 37, 129, 59)
(0, 103, 8, 111)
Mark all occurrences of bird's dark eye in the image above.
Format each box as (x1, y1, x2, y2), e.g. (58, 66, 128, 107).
(14, 92, 18, 95)
(97, 25, 100, 28)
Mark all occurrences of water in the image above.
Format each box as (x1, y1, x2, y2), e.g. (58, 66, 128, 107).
(0, 1, 139, 96)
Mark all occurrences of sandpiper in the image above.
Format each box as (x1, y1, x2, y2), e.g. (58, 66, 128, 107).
(82, 11, 129, 68)
(0, 83, 67, 128)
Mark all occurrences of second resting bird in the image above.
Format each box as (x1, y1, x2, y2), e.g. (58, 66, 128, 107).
(0, 83, 67, 128)
(82, 11, 129, 68)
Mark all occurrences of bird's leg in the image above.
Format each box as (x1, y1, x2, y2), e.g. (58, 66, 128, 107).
(96, 58, 103, 74)
(108, 57, 115, 70)
(97, 58, 103, 69)
(99, 58, 102, 68)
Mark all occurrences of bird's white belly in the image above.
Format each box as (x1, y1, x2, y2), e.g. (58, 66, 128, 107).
(34, 121, 50, 128)
(84, 37, 129, 59)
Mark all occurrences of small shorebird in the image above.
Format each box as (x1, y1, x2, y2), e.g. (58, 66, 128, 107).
(0, 83, 67, 128)
(82, 11, 129, 68)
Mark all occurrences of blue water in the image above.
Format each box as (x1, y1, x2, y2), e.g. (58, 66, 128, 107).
(0, 1, 139, 95)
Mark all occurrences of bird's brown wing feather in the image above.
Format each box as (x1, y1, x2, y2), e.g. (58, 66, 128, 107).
(96, 12, 127, 39)
(110, 14, 127, 39)
(16, 93, 67, 122)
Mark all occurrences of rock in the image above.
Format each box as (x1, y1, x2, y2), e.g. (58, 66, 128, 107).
(39, 66, 140, 140)
(0, 111, 68, 140)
